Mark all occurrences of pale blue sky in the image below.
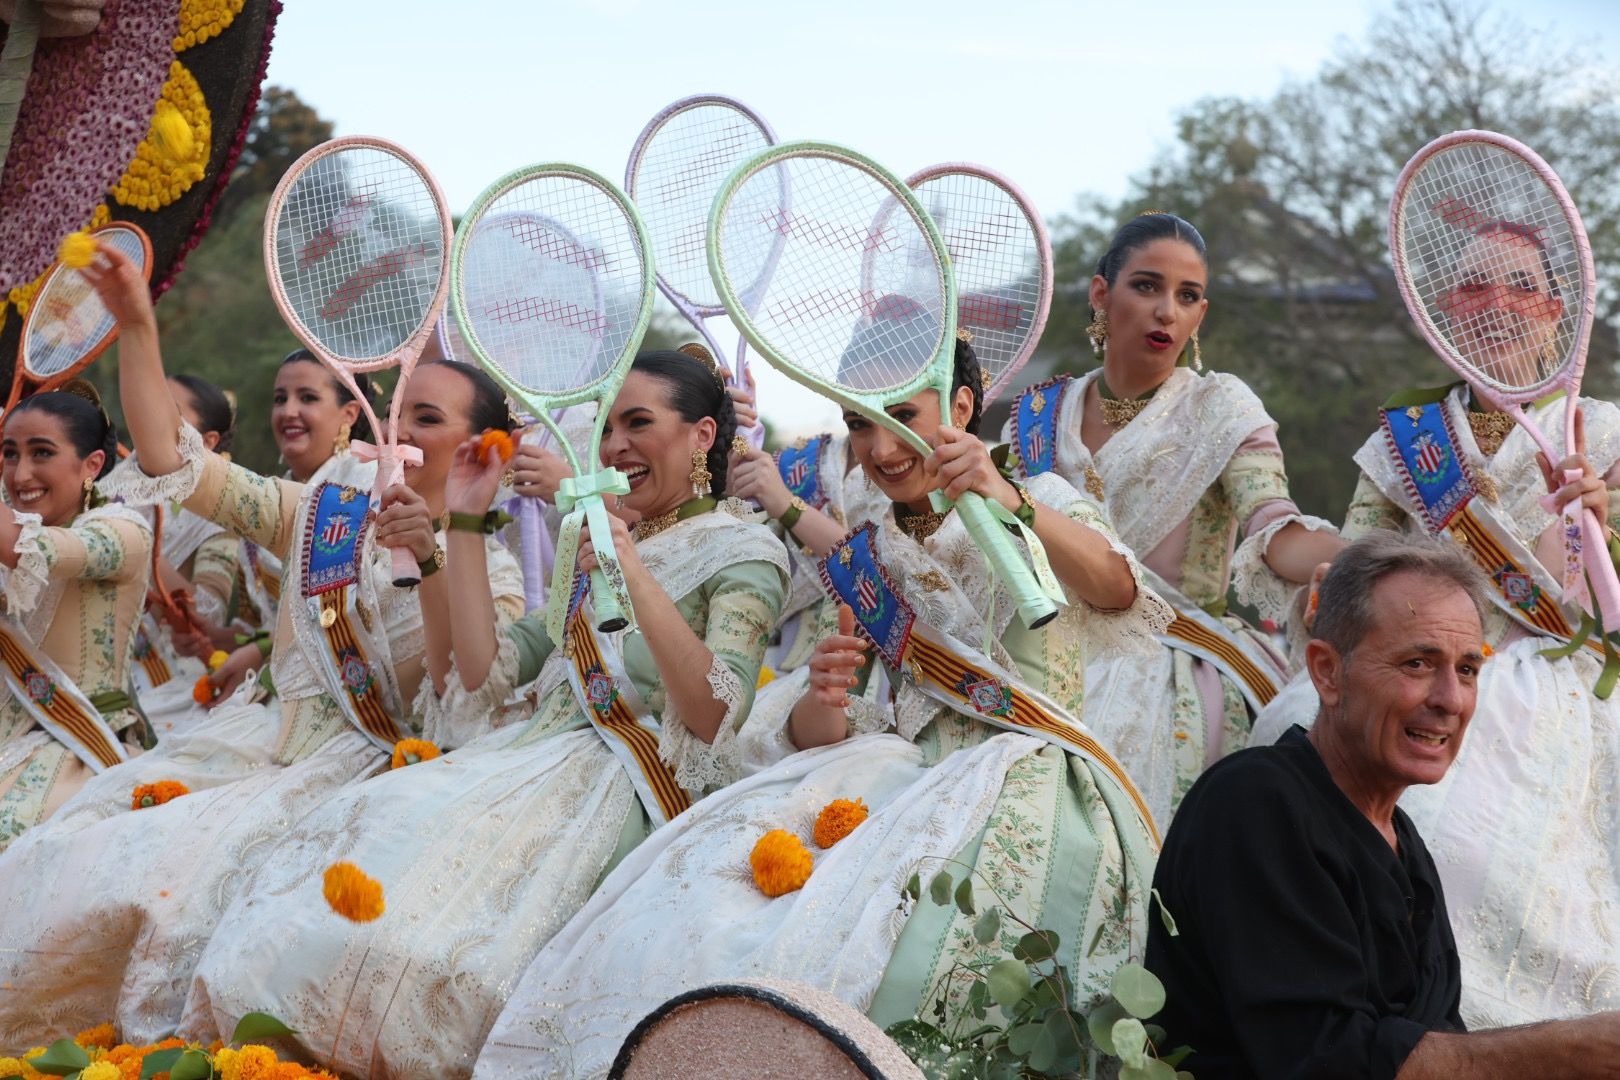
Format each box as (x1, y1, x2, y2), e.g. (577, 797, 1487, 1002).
(263, 0, 1619, 434)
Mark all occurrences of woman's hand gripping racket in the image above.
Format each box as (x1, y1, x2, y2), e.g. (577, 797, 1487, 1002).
(709, 142, 1061, 629)
(450, 164, 655, 638)
(627, 95, 782, 447)
(904, 163, 1052, 405)
(1391, 130, 1620, 627)
(265, 136, 452, 586)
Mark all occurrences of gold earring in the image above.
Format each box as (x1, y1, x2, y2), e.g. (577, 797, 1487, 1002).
(334, 422, 352, 454)
(689, 449, 713, 497)
(81, 477, 94, 512)
(1191, 331, 1203, 372)
(1087, 309, 1108, 356)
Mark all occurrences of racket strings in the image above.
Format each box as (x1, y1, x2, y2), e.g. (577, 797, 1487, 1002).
(273, 147, 445, 363)
(459, 176, 646, 397)
(24, 226, 148, 378)
(912, 172, 1044, 391)
(630, 103, 774, 310)
(1400, 143, 1583, 393)
(718, 155, 945, 393)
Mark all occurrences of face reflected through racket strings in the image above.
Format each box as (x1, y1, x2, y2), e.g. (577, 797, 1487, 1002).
(24, 225, 151, 381)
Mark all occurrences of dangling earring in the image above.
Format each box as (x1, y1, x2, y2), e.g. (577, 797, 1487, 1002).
(1087, 309, 1108, 356)
(1191, 331, 1203, 372)
(689, 449, 712, 498)
(334, 422, 351, 454)
(81, 477, 94, 512)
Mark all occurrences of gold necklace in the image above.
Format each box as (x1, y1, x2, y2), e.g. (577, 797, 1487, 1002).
(1467, 410, 1515, 456)
(896, 508, 947, 541)
(632, 507, 682, 542)
(1097, 380, 1157, 428)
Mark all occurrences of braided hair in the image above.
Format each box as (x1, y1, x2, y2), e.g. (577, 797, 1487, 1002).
(630, 349, 737, 495)
(950, 337, 985, 435)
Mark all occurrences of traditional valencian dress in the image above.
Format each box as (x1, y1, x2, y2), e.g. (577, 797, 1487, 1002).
(181, 497, 789, 1080)
(1002, 366, 1333, 824)
(0, 501, 152, 848)
(1250, 385, 1620, 1027)
(471, 471, 1167, 1080)
(0, 424, 524, 1048)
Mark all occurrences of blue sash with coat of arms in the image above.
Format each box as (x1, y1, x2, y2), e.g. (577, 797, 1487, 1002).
(1010, 375, 1074, 478)
(1380, 399, 1477, 534)
(776, 434, 832, 509)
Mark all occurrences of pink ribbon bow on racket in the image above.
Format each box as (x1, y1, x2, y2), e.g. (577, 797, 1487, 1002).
(348, 439, 424, 488)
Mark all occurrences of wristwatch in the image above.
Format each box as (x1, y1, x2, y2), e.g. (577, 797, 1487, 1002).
(417, 546, 446, 578)
(778, 495, 809, 533)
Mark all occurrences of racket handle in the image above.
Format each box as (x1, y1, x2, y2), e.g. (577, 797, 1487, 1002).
(1579, 505, 1620, 628)
(591, 567, 629, 633)
(518, 497, 550, 613)
(954, 491, 1059, 630)
(390, 544, 421, 588)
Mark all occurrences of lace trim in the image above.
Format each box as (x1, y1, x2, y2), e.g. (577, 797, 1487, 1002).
(658, 652, 745, 792)
(419, 629, 524, 748)
(1, 513, 51, 615)
(1231, 512, 1339, 624)
(845, 688, 891, 736)
(113, 421, 209, 507)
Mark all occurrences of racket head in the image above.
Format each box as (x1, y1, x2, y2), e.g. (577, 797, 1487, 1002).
(14, 222, 154, 411)
(904, 163, 1051, 404)
(708, 142, 956, 448)
(264, 136, 452, 374)
(435, 309, 473, 363)
(1390, 129, 1595, 404)
(626, 95, 779, 321)
(449, 163, 655, 470)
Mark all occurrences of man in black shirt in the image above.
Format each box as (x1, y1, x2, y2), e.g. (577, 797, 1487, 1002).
(1147, 532, 1620, 1079)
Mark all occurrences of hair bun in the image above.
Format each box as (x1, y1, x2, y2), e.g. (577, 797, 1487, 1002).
(58, 378, 103, 407)
(676, 342, 725, 384)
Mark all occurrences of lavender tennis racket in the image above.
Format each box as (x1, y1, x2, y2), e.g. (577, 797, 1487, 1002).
(1391, 130, 1620, 626)
(265, 136, 451, 586)
(904, 163, 1052, 403)
(626, 94, 782, 446)
(450, 164, 654, 636)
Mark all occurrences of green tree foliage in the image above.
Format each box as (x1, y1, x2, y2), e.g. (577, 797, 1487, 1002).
(1038, 0, 1620, 519)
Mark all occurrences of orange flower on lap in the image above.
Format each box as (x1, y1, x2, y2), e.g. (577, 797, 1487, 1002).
(75, 1023, 117, 1049)
(750, 829, 813, 898)
(323, 862, 385, 922)
(131, 780, 189, 810)
(390, 738, 441, 769)
(812, 798, 868, 849)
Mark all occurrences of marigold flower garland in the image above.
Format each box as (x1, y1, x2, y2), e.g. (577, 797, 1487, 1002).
(131, 780, 190, 810)
(812, 797, 868, 849)
(390, 738, 440, 769)
(323, 861, 385, 922)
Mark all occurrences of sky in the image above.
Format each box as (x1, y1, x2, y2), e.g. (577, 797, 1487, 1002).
(263, 0, 1619, 436)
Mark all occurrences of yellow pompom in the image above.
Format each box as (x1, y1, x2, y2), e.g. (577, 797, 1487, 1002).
(323, 862, 385, 922)
(151, 101, 196, 165)
(207, 649, 230, 671)
(750, 829, 813, 897)
(755, 666, 776, 689)
(57, 230, 97, 269)
(79, 1063, 121, 1080)
(812, 797, 869, 849)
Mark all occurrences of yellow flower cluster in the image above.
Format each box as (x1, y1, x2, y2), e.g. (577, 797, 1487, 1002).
(323, 862, 385, 922)
(0, 1055, 37, 1080)
(9, 206, 109, 316)
(112, 62, 211, 212)
(750, 829, 813, 897)
(812, 797, 868, 849)
(390, 738, 440, 769)
(79, 1063, 120, 1080)
(174, 0, 245, 51)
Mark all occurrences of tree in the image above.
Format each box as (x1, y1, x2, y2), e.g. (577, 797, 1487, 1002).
(1034, 0, 1620, 518)
(215, 86, 335, 223)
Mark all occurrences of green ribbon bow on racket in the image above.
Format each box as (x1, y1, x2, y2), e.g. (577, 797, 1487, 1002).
(545, 467, 634, 647)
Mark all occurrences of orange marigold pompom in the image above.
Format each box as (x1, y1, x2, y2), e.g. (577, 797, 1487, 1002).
(812, 797, 869, 849)
(75, 1023, 117, 1048)
(193, 674, 216, 704)
(390, 738, 441, 769)
(57, 230, 98, 269)
(323, 861, 385, 922)
(1482, 642, 1495, 658)
(131, 780, 189, 810)
(479, 428, 515, 465)
(750, 829, 813, 897)
(216, 1044, 281, 1080)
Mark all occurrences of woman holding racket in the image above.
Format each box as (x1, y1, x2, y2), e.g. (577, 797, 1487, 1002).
(473, 335, 1169, 1080)
(182, 347, 789, 1080)
(0, 243, 528, 1048)
(1002, 212, 1343, 826)
(0, 383, 153, 850)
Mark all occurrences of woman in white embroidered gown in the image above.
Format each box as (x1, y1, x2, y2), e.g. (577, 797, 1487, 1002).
(0, 386, 152, 849)
(1001, 212, 1343, 824)
(473, 338, 1167, 1080)
(1249, 221, 1620, 1027)
(0, 245, 526, 1048)
(183, 349, 790, 1080)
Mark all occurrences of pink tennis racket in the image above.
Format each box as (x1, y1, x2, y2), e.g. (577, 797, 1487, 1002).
(1391, 130, 1620, 624)
(904, 163, 1052, 404)
(626, 94, 782, 446)
(265, 136, 452, 586)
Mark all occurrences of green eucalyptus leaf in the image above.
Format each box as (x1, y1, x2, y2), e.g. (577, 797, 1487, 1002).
(139, 1048, 185, 1080)
(231, 1010, 297, 1044)
(966, 978, 989, 1019)
(973, 906, 1001, 946)
(1027, 1022, 1059, 1073)
(903, 872, 921, 901)
(1151, 888, 1180, 937)
(929, 870, 954, 906)
(1112, 1017, 1149, 1069)
(1163, 1045, 1194, 1067)
(168, 1049, 214, 1080)
(1014, 930, 1057, 963)
(26, 1040, 90, 1076)
(954, 876, 976, 916)
(1145, 1023, 1167, 1046)
(1113, 962, 1167, 1018)
(987, 957, 1030, 1008)
(1120, 1060, 1178, 1080)
(1006, 1021, 1044, 1056)
(1087, 999, 1129, 1054)
(1176, 1073, 1196, 1080)
(1043, 1009, 1085, 1072)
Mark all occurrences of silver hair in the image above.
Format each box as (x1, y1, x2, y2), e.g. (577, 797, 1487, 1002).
(1313, 530, 1491, 658)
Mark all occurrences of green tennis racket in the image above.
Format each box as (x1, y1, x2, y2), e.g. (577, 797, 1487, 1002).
(708, 142, 1060, 629)
(449, 163, 655, 635)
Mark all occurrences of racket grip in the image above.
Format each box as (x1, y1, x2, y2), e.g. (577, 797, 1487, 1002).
(390, 544, 420, 588)
(518, 497, 549, 613)
(591, 567, 629, 633)
(1580, 506, 1620, 628)
(955, 491, 1059, 630)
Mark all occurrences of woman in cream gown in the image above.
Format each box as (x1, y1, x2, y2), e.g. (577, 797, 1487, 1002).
(473, 338, 1166, 1080)
(0, 245, 526, 1049)
(1001, 212, 1343, 824)
(182, 349, 790, 1080)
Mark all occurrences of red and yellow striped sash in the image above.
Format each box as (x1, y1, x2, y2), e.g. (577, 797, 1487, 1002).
(318, 587, 405, 746)
(0, 626, 122, 768)
(1162, 615, 1279, 706)
(1450, 506, 1604, 656)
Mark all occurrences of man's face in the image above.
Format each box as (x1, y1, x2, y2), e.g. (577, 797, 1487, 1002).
(1313, 572, 1486, 790)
